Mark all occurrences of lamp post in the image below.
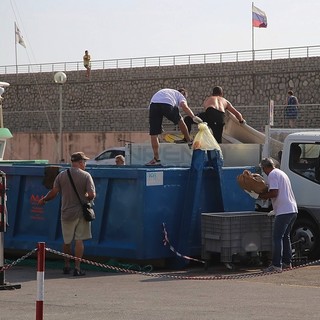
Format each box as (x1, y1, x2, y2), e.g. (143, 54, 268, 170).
(0, 88, 4, 128)
(53, 72, 67, 163)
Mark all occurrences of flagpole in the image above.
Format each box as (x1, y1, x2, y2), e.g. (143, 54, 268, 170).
(14, 22, 18, 82)
(252, 2, 255, 61)
(252, 2, 256, 96)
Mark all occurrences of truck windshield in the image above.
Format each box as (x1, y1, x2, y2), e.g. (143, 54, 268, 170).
(289, 143, 320, 183)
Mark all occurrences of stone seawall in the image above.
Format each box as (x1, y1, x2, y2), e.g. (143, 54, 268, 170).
(1, 56, 320, 162)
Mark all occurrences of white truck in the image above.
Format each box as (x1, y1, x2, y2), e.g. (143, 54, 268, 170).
(276, 131, 320, 259)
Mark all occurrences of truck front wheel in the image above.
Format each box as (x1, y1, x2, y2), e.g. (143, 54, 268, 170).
(291, 218, 320, 260)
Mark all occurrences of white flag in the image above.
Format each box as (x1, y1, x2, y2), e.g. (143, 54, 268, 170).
(15, 22, 26, 48)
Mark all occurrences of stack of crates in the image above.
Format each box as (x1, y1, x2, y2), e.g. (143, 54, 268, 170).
(201, 211, 273, 263)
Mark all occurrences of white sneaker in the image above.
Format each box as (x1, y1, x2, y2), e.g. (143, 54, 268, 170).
(263, 265, 282, 273)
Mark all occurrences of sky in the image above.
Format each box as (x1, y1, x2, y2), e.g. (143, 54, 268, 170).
(1, 0, 320, 67)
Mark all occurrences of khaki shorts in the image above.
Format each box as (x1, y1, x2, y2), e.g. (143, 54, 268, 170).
(61, 217, 92, 244)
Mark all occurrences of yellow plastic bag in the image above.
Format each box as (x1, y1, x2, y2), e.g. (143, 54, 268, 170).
(192, 122, 221, 151)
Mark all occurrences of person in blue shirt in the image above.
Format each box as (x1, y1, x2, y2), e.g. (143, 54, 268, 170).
(285, 90, 299, 128)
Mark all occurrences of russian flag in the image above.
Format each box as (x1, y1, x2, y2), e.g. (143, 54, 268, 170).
(252, 5, 267, 28)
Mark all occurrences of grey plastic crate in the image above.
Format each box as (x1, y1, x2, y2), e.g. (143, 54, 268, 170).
(201, 211, 273, 263)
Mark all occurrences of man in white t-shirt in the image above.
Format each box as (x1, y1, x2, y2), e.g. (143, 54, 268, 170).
(259, 158, 298, 272)
(146, 88, 202, 165)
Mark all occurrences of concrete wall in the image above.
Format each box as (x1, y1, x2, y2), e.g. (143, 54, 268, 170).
(1, 56, 320, 162)
(4, 132, 149, 163)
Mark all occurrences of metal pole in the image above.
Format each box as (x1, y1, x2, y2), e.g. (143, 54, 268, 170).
(252, 2, 255, 61)
(0, 88, 4, 128)
(0, 103, 3, 128)
(0, 232, 4, 285)
(0, 171, 7, 285)
(59, 85, 63, 163)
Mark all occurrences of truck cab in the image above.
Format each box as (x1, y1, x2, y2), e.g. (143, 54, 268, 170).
(280, 131, 320, 259)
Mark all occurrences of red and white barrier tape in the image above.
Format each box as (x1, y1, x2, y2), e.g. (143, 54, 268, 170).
(162, 223, 205, 264)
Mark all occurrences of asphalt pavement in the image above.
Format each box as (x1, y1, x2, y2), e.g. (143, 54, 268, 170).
(1, 259, 320, 320)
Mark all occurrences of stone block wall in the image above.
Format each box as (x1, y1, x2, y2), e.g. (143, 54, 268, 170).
(1, 56, 320, 161)
(1, 56, 320, 134)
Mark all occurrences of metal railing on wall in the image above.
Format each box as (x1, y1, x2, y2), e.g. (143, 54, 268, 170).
(1, 45, 320, 75)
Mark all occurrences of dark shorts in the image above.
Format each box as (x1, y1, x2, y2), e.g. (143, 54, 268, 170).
(205, 108, 225, 143)
(184, 107, 225, 143)
(149, 103, 182, 135)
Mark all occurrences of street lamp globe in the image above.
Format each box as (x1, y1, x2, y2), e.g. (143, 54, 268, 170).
(54, 71, 67, 84)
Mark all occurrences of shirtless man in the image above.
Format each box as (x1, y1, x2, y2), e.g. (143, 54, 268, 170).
(184, 86, 245, 143)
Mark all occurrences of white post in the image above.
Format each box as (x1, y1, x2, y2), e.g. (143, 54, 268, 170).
(263, 124, 271, 159)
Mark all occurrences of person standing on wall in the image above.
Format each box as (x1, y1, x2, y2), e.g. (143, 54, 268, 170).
(38, 152, 96, 276)
(183, 86, 245, 143)
(258, 158, 298, 272)
(285, 90, 299, 128)
(146, 88, 202, 166)
(83, 50, 91, 78)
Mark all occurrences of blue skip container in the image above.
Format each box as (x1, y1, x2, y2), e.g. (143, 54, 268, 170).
(1, 150, 256, 267)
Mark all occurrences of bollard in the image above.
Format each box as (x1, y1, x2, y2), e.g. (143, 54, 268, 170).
(36, 242, 45, 320)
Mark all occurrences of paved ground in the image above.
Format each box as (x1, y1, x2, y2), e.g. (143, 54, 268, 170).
(1, 257, 320, 320)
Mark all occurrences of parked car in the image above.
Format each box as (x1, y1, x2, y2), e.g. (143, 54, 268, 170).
(86, 147, 125, 165)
